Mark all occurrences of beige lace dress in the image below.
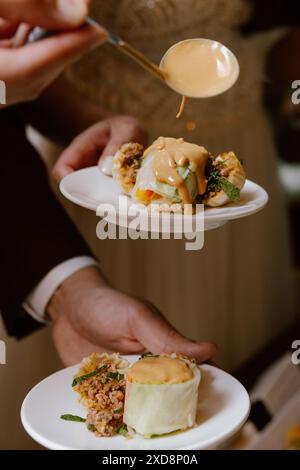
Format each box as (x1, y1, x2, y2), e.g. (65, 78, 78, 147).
(64, 0, 296, 370)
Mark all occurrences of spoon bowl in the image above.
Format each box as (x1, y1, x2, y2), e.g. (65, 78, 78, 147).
(159, 38, 240, 98)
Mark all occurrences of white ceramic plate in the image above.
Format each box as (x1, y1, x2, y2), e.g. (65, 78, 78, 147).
(21, 356, 250, 450)
(60, 166, 268, 231)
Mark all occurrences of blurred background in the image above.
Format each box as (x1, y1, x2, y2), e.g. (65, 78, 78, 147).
(0, 0, 299, 449)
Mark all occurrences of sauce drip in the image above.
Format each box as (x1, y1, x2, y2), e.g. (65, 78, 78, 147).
(176, 96, 188, 119)
(160, 38, 239, 117)
(144, 137, 209, 204)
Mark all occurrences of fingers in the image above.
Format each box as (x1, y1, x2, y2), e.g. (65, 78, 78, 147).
(0, 18, 19, 38)
(0, 0, 90, 29)
(52, 313, 108, 366)
(53, 122, 109, 182)
(17, 24, 106, 75)
(101, 140, 123, 159)
(101, 116, 148, 159)
(131, 302, 217, 363)
(0, 23, 32, 47)
(163, 333, 217, 363)
(52, 160, 75, 183)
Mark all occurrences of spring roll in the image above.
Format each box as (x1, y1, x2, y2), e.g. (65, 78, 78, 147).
(123, 354, 201, 436)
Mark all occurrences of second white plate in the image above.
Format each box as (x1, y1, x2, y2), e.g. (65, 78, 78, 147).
(21, 357, 250, 450)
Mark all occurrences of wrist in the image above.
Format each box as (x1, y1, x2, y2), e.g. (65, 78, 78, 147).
(47, 266, 108, 322)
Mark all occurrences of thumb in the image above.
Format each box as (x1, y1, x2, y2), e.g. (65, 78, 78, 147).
(101, 139, 122, 159)
(133, 302, 217, 363)
(0, 0, 90, 29)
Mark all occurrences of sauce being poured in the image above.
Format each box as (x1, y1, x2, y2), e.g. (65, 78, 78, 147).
(176, 96, 188, 119)
(144, 137, 209, 205)
(160, 38, 239, 117)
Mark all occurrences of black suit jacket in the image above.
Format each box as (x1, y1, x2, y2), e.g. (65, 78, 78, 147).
(0, 107, 92, 338)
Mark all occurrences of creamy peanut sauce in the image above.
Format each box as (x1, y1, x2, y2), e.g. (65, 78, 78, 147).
(127, 356, 193, 384)
(144, 137, 209, 204)
(160, 38, 239, 118)
(176, 96, 188, 119)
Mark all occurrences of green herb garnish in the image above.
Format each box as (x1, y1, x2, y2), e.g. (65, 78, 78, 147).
(72, 364, 107, 387)
(139, 353, 159, 360)
(87, 424, 96, 432)
(107, 371, 124, 381)
(116, 424, 128, 436)
(205, 158, 240, 202)
(60, 414, 86, 422)
(113, 407, 123, 414)
(219, 178, 240, 202)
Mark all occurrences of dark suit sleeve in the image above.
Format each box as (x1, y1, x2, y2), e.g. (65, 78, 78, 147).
(243, 0, 300, 34)
(0, 107, 93, 339)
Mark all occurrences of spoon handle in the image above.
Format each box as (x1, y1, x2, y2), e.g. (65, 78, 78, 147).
(86, 17, 165, 81)
(27, 17, 165, 83)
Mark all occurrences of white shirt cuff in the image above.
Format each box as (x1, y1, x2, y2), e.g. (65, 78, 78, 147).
(23, 256, 98, 323)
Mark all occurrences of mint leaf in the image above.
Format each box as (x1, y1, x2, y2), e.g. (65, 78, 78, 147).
(72, 364, 107, 387)
(107, 372, 124, 381)
(220, 178, 240, 202)
(87, 424, 96, 432)
(116, 424, 128, 436)
(60, 414, 86, 423)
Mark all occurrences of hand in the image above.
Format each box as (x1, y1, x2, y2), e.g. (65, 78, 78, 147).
(52, 115, 148, 182)
(48, 267, 217, 366)
(0, 0, 106, 106)
(52, 313, 114, 366)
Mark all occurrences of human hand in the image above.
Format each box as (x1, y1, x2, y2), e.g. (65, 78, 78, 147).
(0, 0, 106, 105)
(52, 115, 148, 182)
(52, 313, 114, 366)
(48, 267, 217, 366)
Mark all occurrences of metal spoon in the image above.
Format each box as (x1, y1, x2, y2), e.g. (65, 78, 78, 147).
(85, 17, 165, 81)
(28, 19, 239, 98)
(28, 17, 165, 82)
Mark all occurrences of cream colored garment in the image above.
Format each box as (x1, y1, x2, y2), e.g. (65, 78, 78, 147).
(61, 0, 296, 370)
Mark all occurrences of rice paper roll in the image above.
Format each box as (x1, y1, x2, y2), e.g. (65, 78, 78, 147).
(132, 152, 198, 206)
(131, 152, 161, 200)
(124, 355, 201, 436)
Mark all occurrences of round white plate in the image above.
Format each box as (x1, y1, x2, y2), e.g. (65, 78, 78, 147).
(60, 166, 268, 231)
(21, 356, 250, 450)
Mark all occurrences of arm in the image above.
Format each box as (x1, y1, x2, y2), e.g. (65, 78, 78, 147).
(0, 108, 93, 338)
